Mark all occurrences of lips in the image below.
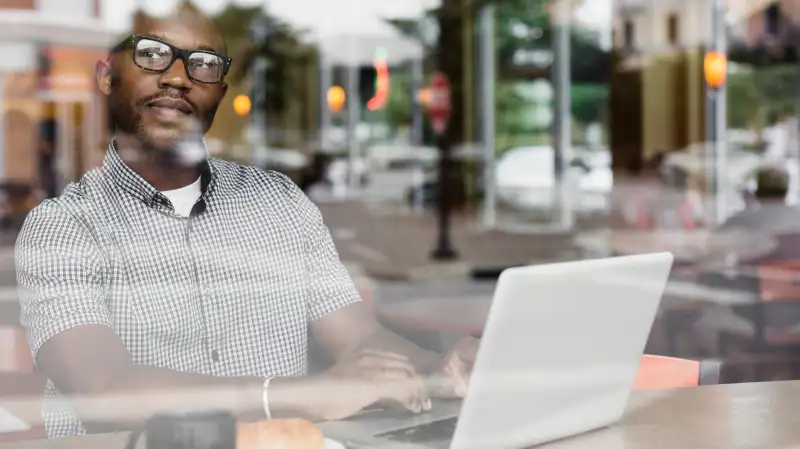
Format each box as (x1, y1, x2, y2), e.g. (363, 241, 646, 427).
(145, 97, 194, 115)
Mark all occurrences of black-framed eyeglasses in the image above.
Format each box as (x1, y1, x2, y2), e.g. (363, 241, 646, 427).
(111, 35, 232, 84)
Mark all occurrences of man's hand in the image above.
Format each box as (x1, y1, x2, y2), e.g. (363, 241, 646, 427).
(305, 348, 431, 421)
(430, 337, 480, 399)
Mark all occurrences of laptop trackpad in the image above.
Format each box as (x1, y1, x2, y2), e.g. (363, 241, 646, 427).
(376, 416, 459, 444)
(338, 400, 461, 434)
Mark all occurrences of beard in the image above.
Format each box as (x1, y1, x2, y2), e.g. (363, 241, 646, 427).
(108, 93, 211, 167)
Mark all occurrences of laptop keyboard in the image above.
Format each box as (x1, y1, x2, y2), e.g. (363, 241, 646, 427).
(377, 417, 459, 444)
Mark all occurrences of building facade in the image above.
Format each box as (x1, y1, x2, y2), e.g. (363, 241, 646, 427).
(608, 0, 762, 171)
(744, 0, 800, 46)
(0, 0, 115, 195)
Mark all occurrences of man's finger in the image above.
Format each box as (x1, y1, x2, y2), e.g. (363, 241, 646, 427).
(373, 370, 430, 412)
(377, 377, 429, 413)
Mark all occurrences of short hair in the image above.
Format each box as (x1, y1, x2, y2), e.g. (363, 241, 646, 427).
(754, 166, 789, 199)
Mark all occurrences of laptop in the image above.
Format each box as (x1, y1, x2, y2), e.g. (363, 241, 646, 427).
(318, 252, 674, 449)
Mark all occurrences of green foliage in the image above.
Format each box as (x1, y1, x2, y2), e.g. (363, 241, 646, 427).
(571, 84, 608, 126)
(214, 5, 313, 116)
(383, 0, 612, 150)
(385, 70, 413, 127)
(727, 64, 797, 131)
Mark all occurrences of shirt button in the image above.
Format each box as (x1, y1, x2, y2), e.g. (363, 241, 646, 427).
(211, 350, 220, 362)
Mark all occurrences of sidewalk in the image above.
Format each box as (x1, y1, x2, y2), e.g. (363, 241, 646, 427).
(319, 201, 603, 281)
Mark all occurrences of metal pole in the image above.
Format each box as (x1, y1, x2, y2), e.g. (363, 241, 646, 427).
(430, 16, 458, 260)
(430, 130, 458, 260)
(250, 18, 269, 168)
(479, 4, 496, 229)
(251, 58, 267, 167)
(706, 0, 727, 226)
(411, 54, 425, 214)
(552, 0, 573, 231)
(319, 55, 332, 152)
(794, 22, 800, 202)
(346, 62, 360, 196)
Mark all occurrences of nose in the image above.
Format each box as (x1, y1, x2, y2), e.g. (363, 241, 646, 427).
(158, 57, 192, 91)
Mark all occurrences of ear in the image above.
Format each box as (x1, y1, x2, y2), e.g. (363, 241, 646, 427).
(95, 59, 113, 96)
(219, 81, 228, 99)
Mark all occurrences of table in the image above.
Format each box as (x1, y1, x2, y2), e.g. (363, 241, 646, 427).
(6, 381, 800, 448)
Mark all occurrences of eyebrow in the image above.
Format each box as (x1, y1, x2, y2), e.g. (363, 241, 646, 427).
(143, 33, 219, 53)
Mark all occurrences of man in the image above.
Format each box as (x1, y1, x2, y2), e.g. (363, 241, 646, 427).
(16, 3, 477, 438)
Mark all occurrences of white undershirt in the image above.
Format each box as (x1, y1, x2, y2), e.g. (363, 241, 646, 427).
(161, 177, 202, 217)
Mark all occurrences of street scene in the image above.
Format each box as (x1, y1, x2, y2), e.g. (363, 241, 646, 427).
(0, 0, 799, 447)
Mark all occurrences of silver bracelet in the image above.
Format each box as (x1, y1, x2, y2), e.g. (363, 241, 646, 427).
(262, 377, 274, 419)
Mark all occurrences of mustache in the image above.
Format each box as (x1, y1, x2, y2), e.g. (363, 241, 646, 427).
(137, 90, 197, 113)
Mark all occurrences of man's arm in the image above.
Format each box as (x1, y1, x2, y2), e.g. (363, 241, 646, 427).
(16, 203, 340, 430)
(310, 302, 441, 374)
(289, 184, 440, 374)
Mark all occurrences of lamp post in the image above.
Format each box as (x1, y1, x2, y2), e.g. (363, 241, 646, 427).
(550, 0, 574, 231)
(249, 16, 269, 168)
(428, 72, 458, 261)
(704, 0, 727, 226)
(479, 3, 497, 230)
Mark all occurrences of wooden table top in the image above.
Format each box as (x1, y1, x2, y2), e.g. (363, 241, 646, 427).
(5, 381, 800, 449)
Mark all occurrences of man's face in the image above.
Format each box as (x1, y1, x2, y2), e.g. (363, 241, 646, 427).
(102, 16, 228, 152)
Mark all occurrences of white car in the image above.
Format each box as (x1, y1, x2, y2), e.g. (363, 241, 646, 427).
(495, 146, 613, 213)
(327, 158, 370, 187)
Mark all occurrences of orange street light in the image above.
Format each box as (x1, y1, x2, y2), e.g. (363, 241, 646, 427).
(704, 51, 727, 89)
(233, 94, 251, 116)
(327, 86, 346, 113)
(416, 88, 431, 107)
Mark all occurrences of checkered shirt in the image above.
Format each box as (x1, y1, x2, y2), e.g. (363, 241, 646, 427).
(15, 142, 361, 438)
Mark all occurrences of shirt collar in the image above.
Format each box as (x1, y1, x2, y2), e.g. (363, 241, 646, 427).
(103, 139, 217, 209)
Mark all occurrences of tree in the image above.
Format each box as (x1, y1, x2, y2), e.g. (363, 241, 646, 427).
(571, 83, 608, 126)
(727, 64, 797, 133)
(384, 0, 610, 152)
(384, 71, 413, 128)
(495, 0, 610, 83)
(213, 5, 317, 146)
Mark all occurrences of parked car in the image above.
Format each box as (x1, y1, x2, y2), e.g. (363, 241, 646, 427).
(326, 158, 370, 187)
(495, 146, 613, 213)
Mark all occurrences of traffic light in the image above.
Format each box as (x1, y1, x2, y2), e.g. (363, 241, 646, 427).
(327, 86, 346, 113)
(366, 46, 389, 111)
(233, 94, 251, 116)
(704, 51, 727, 89)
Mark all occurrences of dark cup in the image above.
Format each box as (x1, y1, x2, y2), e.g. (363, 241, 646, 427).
(125, 410, 237, 449)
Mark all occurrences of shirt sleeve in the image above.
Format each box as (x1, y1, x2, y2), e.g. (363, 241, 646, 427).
(15, 201, 112, 362)
(284, 181, 362, 322)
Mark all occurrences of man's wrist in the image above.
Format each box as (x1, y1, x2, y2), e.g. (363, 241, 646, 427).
(265, 376, 323, 420)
